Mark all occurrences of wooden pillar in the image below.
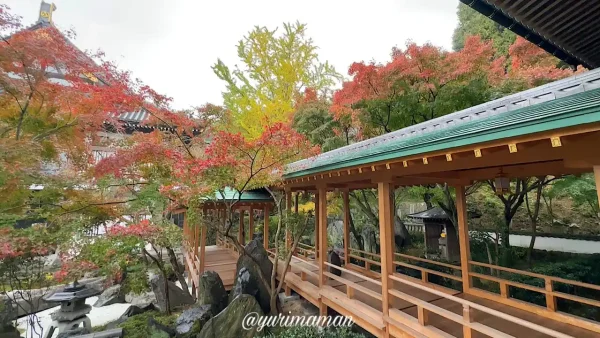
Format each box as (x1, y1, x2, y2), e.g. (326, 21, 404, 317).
(317, 185, 328, 315)
(377, 181, 394, 331)
(249, 206, 254, 242)
(594, 166, 600, 218)
(184, 212, 190, 285)
(263, 205, 270, 249)
(194, 212, 200, 259)
(455, 185, 472, 292)
(314, 192, 320, 260)
(238, 209, 245, 245)
(199, 225, 207, 274)
(286, 190, 292, 248)
(343, 190, 350, 267)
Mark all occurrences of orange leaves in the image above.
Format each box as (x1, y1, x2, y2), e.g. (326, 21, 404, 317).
(202, 123, 319, 189)
(508, 36, 578, 86)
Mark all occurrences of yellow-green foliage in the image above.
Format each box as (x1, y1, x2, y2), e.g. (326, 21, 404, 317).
(212, 22, 340, 139)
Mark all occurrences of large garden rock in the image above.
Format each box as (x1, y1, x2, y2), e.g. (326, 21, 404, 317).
(94, 284, 125, 307)
(197, 294, 263, 338)
(125, 291, 156, 308)
(229, 239, 273, 314)
(175, 304, 213, 338)
(150, 274, 194, 312)
(328, 250, 342, 277)
(197, 271, 228, 313)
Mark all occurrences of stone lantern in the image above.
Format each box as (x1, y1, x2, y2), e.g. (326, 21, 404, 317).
(43, 281, 100, 338)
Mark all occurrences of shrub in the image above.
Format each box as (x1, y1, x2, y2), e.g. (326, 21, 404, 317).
(273, 326, 366, 338)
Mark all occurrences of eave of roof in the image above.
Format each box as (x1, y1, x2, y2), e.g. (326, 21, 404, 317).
(212, 187, 274, 202)
(460, 0, 600, 69)
(284, 68, 600, 179)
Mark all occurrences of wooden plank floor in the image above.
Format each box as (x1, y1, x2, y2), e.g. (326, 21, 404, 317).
(199, 245, 238, 290)
(283, 258, 598, 338)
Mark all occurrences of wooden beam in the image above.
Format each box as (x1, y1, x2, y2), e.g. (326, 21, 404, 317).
(263, 205, 269, 250)
(455, 185, 472, 292)
(377, 181, 394, 337)
(343, 190, 350, 267)
(283, 129, 600, 190)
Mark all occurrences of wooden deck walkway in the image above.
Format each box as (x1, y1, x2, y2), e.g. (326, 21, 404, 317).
(274, 256, 598, 338)
(187, 245, 238, 290)
(190, 245, 599, 338)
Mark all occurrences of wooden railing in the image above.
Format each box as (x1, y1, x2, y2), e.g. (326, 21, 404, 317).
(469, 260, 600, 315)
(325, 262, 383, 304)
(347, 248, 382, 276)
(387, 273, 575, 338)
(296, 243, 315, 260)
(393, 253, 462, 292)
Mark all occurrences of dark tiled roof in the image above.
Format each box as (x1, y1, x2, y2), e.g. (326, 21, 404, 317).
(407, 207, 449, 220)
(461, 0, 600, 69)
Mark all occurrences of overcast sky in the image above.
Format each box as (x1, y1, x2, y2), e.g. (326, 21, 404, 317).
(6, 0, 460, 109)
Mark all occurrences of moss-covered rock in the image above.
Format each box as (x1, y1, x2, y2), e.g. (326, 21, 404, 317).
(198, 294, 264, 338)
(197, 270, 228, 313)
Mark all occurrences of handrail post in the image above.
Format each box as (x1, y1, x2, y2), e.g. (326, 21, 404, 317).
(454, 184, 472, 292)
(463, 304, 474, 338)
(545, 278, 557, 311)
(377, 181, 394, 338)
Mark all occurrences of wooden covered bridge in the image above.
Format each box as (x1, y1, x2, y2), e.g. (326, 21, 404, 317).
(182, 67, 600, 338)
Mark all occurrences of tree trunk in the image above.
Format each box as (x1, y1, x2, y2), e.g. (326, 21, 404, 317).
(166, 247, 193, 300)
(501, 203, 512, 249)
(161, 268, 171, 315)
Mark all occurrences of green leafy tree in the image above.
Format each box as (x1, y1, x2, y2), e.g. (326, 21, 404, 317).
(452, 2, 516, 56)
(551, 174, 599, 220)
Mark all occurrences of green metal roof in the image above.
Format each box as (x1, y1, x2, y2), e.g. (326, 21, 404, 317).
(212, 187, 273, 202)
(284, 86, 600, 179)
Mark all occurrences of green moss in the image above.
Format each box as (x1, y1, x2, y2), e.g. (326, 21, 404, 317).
(117, 311, 179, 338)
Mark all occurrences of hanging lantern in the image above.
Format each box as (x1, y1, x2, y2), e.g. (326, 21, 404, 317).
(494, 173, 511, 195)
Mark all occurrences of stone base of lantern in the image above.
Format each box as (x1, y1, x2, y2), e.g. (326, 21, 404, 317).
(44, 305, 92, 338)
(43, 316, 91, 338)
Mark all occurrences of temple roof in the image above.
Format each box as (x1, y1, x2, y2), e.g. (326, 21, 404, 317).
(284, 68, 600, 179)
(460, 0, 600, 69)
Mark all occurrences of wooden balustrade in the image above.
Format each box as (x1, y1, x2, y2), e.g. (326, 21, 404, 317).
(388, 274, 574, 338)
(393, 252, 462, 290)
(324, 261, 382, 301)
(469, 260, 600, 313)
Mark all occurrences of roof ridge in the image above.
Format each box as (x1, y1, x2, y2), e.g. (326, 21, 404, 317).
(286, 68, 600, 174)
